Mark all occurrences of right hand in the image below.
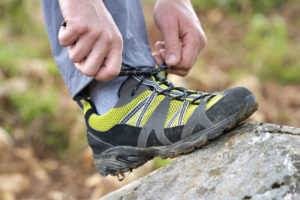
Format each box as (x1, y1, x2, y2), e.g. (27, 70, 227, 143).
(58, 0, 123, 81)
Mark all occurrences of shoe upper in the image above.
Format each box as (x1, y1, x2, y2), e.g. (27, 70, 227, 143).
(83, 71, 255, 154)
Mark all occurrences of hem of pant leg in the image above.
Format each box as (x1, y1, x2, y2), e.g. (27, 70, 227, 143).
(70, 77, 94, 100)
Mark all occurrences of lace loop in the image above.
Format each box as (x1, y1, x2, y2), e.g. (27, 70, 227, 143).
(119, 62, 173, 76)
(119, 62, 216, 104)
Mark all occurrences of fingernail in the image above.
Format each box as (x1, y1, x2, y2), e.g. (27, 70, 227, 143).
(167, 55, 177, 64)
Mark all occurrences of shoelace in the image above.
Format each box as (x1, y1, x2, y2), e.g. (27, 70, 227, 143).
(76, 62, 216, 110)
(119, 62, 216, 105)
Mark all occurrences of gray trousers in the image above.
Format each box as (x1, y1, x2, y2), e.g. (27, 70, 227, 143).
(41, 0, 155, 99)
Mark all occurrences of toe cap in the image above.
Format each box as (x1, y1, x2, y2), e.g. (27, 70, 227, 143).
(206, 87, 257, 124)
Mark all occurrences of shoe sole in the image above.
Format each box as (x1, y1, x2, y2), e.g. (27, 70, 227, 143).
(92, 94, 258, 178)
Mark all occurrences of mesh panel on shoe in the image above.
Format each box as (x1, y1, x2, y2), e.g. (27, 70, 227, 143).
(85, 80, 224, 132)
(182, 104, 198, 125)
(166, 94, 223, 127)
(164, 100, 183, 128)
(87, 90, 151, 132)
(140, 95, 165, 127)
(127, 108, 143, 126)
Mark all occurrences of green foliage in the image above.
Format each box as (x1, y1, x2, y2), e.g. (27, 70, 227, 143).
(191, 0, 287, 14)
(47, 59, 60, 75)
(0, 0, 32, 34)
(245, 14, 300, 83)
(11, 89, 57, 123)
(44, 121, 69, 156)
(0, 41, 21, 77)
(9, 86, 70, 155)
(0, 0, 72, 157)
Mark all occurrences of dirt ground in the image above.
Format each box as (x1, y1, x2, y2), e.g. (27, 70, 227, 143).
(0, 1, 299, 200)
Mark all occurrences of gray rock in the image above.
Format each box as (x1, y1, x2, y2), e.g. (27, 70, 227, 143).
(100, 122, 300, 200)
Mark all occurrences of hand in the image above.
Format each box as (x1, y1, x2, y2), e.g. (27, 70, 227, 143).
(153, 0, 207, 76)
(58, 0, 123, 81)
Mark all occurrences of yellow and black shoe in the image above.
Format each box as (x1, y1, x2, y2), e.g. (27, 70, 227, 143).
(80, 64, 258, 178)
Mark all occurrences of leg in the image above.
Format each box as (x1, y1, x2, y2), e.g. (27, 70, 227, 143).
(42, 0, 258, 178)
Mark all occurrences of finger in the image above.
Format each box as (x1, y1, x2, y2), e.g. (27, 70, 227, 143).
(68, 31, 99, 63)
(180, 32, 206, 70)
(161, 25, 181, 66)
(152, 52, 164, 66)
(58, 25, 81, 47)
(154, 41, 165, 51)
(166, 68, 189, 77)
(159, 49, 166, 60)
(75, 37, 110, 77)
(94, 47, 122, 81)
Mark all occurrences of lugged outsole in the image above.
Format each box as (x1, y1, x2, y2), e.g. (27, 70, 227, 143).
(92, 94, 258, 179)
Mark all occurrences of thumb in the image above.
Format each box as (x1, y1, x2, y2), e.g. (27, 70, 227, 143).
(163, 29, 181, 66)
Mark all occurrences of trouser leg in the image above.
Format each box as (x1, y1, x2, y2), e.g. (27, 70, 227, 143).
(41, 0, 155, 100)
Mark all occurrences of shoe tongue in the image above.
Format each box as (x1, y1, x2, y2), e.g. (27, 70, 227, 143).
(115, 76, 150, 108)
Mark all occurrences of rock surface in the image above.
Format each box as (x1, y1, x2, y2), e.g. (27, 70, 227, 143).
(100, 122, 300, 200)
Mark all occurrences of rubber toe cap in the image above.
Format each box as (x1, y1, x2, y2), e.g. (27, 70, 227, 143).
(206, 87, 257, 124)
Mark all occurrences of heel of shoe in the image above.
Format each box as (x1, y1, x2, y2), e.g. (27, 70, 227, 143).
(92, 146, 155, 178)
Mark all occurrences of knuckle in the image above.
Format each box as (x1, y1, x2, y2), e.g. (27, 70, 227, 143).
(200, 34, 207, 47)
(73, 23, 87, 35)
(102, 32, 113, 45)
(166, 45, 181, 55)
(89, 28, 101, 40)
(58, 33, 68, 47)
(195, 29, 207, 47)
(79, 66, 94, 77)
(68, 52, 79, 63)
(114, 34, 123, 48)
(94, 53, 102, 61)
(107, 67, 120, 77)
(105, 64, 121, 78)
(59, 37, 68, 47)
(166, 42, 180, 50)
(68, 49, 82, 63)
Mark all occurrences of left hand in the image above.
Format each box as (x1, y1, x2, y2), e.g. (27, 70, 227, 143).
(153, 0, 207, 76)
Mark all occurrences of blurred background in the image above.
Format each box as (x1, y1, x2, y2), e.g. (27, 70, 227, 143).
(0, 0, 299, 199)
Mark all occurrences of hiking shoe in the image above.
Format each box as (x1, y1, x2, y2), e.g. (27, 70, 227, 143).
(80, 64, 258, 178)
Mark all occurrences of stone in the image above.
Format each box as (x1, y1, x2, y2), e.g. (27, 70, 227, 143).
(0, 173, 29, 193)
(0, 127, 13, 150)
(100, 122, 300, 200)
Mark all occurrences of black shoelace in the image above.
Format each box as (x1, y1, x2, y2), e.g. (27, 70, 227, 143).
(76, 62, 215, 110)
(119, 62, 216, 105)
